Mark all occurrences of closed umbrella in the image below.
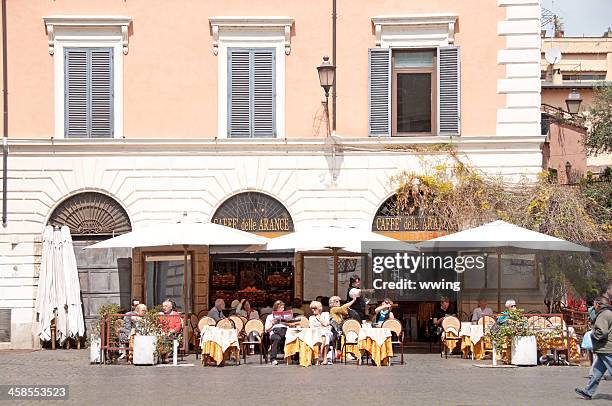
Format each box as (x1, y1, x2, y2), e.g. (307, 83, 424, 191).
(52, 228, 68, 345)
(36, 226, 55, 341)
(61, 226, 85, 339)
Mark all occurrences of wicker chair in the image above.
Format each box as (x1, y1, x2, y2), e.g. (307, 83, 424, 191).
(229, 316, 245, 334)
(341, 319, 361, 364)
(441, 316, 461, 359)
(241, 319, 265, 364)
(477, 315, 496, 358)
(382, 319, 404, 365)
(198, 316, 216, 331)
(216, 318, 235, 330)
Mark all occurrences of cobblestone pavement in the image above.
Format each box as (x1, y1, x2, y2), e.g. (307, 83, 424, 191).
(0, 350, 611, 406)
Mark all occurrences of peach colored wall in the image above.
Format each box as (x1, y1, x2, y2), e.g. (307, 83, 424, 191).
(542, 88, 594, 113)
(4, 0, 503, 139)
(543, 122, 587, 184)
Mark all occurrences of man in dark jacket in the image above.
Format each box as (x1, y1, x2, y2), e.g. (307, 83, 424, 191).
(576, 296, 612, 399)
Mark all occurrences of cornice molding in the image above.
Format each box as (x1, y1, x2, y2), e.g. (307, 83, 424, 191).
(371, 14, 458, 46)
(209, 16, 294, 55)
(43, 15, 132, 55)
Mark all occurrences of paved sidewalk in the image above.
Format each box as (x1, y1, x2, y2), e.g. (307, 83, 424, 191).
(0, 350, 610, 405)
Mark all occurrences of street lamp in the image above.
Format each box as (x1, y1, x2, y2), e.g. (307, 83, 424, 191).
(317, 56, 335, 137)
(565, 88, 582, 115)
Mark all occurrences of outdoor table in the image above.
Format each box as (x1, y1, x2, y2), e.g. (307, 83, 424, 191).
(358, 327, 393, 367)
(536, 327, 581, 363)
(458, 322, 485, 360)
(200, 326, 239, 366)
(284, 327, 327, 367)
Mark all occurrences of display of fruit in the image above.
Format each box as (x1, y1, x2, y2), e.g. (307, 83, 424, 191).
(266, 273, 292, 287)
(212, 273, 235, 287)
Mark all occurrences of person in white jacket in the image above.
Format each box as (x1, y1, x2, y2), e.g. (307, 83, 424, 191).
(308, 300, 334, 365)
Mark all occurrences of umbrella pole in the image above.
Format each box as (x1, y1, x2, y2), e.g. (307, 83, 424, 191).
(497, 250, 502, 312)
(183, 246, 189, 315)
(333, 248, 339, 296)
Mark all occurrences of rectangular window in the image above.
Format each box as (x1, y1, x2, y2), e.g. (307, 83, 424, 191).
(228, 48, 275, 138)
(562, 73, 606, 81)
(64, 48, 113, 138)
(392, 50, 436, 136)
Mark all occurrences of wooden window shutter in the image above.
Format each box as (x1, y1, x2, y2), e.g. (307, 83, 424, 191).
(64, 49, 88, 137)
(228, 49, 252, 137)
(252, 49, 275, 137)
(228, 48, 275, 138)
(438, 46, 460, 135)
(89, 49, 114, 137)
(368, 48, 391, 136)
(64, 48, 113, 138)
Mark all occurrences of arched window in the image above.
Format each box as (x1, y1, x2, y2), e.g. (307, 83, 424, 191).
(48, 192, 131, 238)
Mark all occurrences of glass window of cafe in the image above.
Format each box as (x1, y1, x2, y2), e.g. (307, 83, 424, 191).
(209, 254, 294, 308)
(145, 254, 191, 312)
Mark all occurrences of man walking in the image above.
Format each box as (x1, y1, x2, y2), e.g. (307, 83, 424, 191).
(576, 296, 612, 400)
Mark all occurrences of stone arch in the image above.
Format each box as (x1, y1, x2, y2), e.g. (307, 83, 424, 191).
(47, 191, 132, 238)
(212, 191, 294, 235)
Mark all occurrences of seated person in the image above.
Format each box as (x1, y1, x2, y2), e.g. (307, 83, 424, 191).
(329, 295, 357, 327)
(158, 299, 183, 336)
(308, 300, 334, 365)
(264, 300, 300, 365)
(208, 299, 226, 322)
(229, 299, 241, 316)
(236, 299, 259, 321)
(432, 296, 455, 328)
(497, 299, 517, 325)
(374, 298, 395, 326)
(118, 299, 141, 360)
(471, 298, 494, 322)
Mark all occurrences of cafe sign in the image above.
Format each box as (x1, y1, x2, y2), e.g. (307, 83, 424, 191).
(372, 215, 448, 232)
(212, 192, 294, 233)
(372, 195, 448, 232)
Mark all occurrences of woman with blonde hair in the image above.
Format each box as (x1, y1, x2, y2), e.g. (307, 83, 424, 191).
(308, 300, 334, 365)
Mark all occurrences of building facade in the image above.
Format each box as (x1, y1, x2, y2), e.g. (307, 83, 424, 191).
(541, 34, 612, 178)
(0, 0, 543, 349)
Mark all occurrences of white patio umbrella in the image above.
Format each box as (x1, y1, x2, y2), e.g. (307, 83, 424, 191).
(417, 220, 591, 310)
(266, 225, 418, 295)
(86, 221, 269, 249)
(86, 220, 269, 314)
(52, 227, 68, 345)
(417, 220, 591, 253)
(36, 226, 55, 341)
(61, 226, 85, 340)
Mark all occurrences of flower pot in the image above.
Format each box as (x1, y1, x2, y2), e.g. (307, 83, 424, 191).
(89, 335, 101, 364)
(133, 335, 158, 365)
(511, 335, 537, 366)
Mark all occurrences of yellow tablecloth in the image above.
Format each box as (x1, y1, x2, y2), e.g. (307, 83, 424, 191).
(200, 327, 239, 366)
(357, 328, 393, 367)
(284, 338, 321, 367)
(537, 336, 581, 362)
(359, 336, 393, 366)
(284, 328, 328, 367)
(201, 341, 240, 366)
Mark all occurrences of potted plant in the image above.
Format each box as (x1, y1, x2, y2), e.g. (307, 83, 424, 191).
(88, 303, 121, 364)
(133, 308, 162, 365)
(487, 308, 538, 366)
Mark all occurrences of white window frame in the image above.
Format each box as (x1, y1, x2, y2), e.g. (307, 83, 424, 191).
(210, 17, 294, 139)
(44, 16, 131, 139)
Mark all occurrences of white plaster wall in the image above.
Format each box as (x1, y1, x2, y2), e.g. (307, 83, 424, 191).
(0, 137, 543, 348)
(496, 0, 542, 138)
